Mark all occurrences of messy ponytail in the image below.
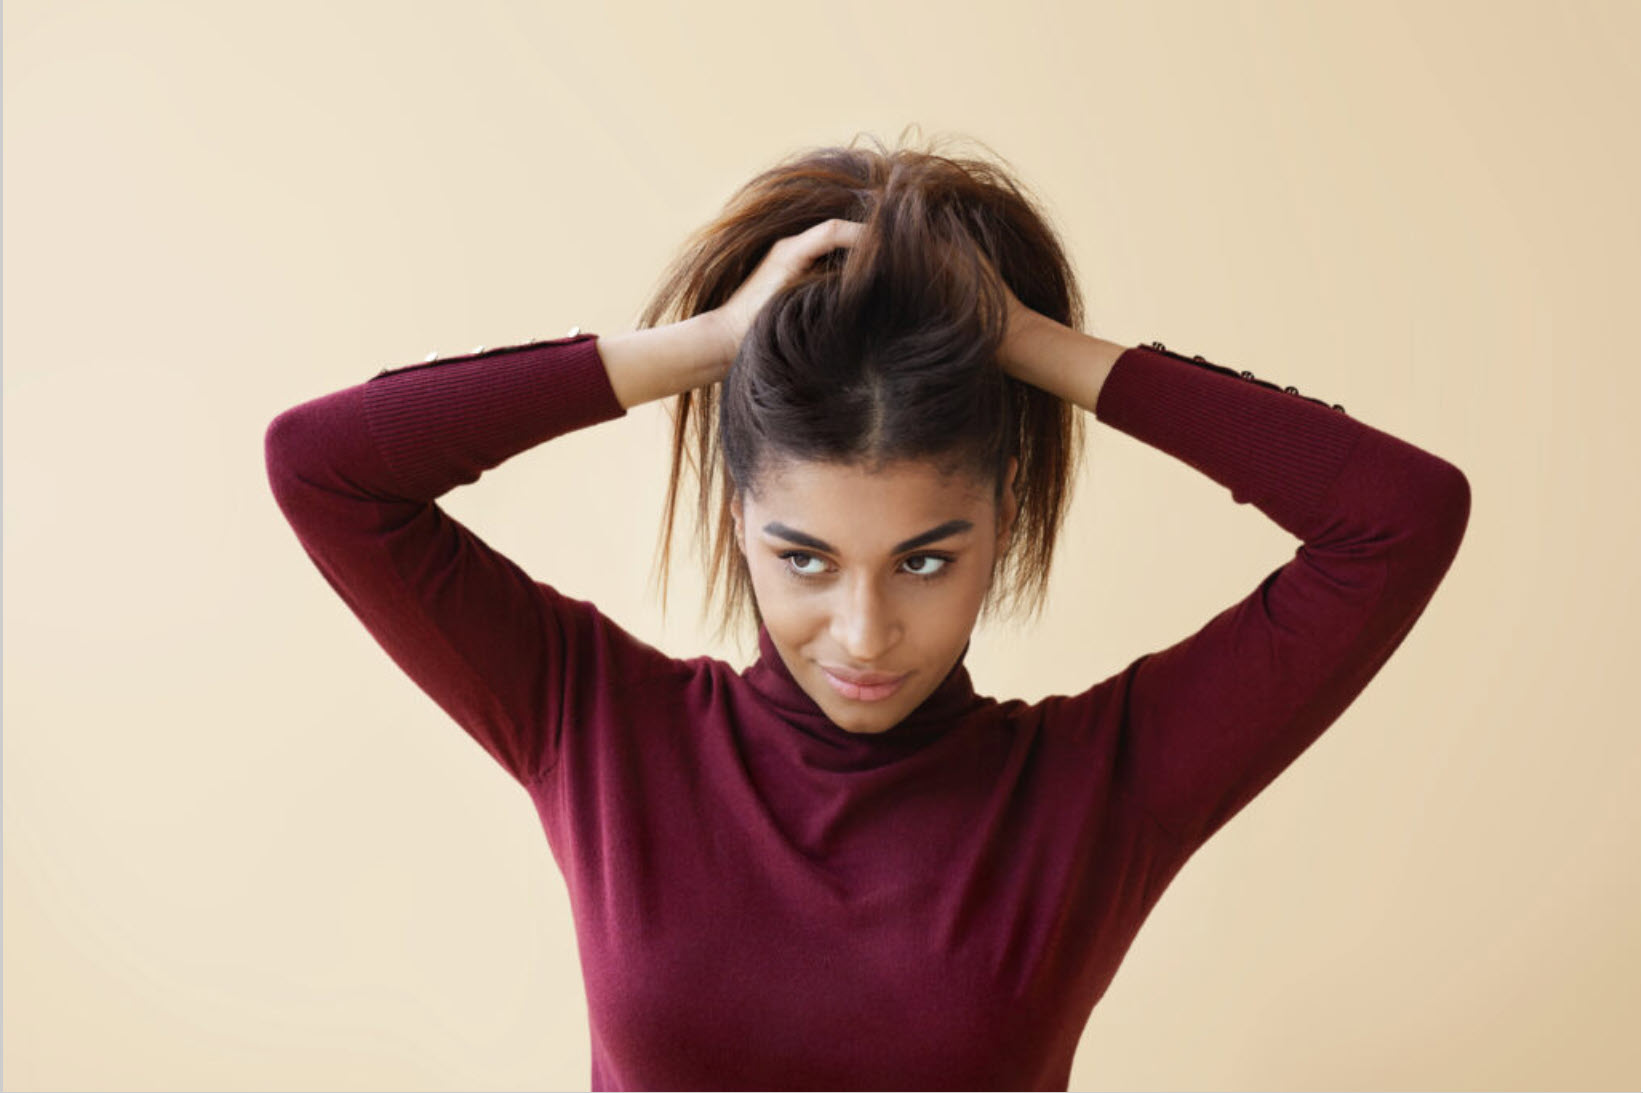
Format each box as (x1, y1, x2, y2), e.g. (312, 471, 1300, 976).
(638, 126, 1088, 645)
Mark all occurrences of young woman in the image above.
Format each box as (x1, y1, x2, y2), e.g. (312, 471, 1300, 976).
(265, 134, 1470, 1091)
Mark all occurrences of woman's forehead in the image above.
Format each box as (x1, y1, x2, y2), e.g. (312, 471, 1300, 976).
(742, 461, 996, 547)
(750, 456, 991, 502)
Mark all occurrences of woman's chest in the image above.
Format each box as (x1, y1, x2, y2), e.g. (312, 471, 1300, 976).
(531, 719, 1151, 1088)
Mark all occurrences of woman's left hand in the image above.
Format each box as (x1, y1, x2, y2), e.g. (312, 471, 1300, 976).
(993, 276, 1047, 381)
(979, 250, 1124, 413)
(975, 250, 1055, 384)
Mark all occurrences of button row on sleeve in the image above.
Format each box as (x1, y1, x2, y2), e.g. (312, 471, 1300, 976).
(374, 326, 586, 379)
(1148, 341, 1346, 414)
(421, 325, 583, 362)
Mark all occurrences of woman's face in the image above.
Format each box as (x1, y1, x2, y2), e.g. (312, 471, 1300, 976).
(730, 454, 1018, 735)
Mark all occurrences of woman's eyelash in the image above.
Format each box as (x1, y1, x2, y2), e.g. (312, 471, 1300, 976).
(899, 553, 954, 578)
(777, 551, 826, 579)
(776, 551, 954, 581)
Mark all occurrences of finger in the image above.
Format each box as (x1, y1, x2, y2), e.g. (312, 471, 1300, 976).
(799, 218, 858, 245)
(803, 219, 862, 264)
(832, 218, 865, 245)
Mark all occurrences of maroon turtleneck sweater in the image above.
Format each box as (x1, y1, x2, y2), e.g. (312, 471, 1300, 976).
(264, 331, 1469, 1091)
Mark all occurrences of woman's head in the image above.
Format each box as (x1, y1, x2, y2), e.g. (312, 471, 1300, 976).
(725, 453, 1017, 734)
(640, 128, 1086, 729)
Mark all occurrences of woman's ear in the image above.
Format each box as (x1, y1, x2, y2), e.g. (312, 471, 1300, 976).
(729, 493, 745, 554)
(997, 456, 1020, 546)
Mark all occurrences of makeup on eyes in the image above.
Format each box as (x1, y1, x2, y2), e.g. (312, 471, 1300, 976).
(777, 549, 954, 581)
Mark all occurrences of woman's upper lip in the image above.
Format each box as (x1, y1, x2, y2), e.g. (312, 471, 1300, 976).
(820, 664, 909, 686)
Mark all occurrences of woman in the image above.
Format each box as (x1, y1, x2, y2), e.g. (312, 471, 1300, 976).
(265, 133, 1470, 1091)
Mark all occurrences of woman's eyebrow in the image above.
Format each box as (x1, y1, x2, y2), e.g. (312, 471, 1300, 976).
(761, 519, 975, 555)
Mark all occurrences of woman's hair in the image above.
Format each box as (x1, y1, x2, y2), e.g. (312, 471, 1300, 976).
(637, 126, 1088, 645)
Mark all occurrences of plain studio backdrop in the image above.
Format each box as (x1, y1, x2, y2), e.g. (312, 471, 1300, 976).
(3, 1, 1636, 1090)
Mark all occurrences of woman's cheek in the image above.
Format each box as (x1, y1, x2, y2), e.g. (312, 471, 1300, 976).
(750, 565, 810, 629)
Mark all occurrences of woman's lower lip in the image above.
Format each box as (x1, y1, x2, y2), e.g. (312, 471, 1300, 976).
(821, 668, 909, 702)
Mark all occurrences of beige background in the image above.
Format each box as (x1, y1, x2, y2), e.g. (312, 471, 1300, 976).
(4, 1, 1636, 1090)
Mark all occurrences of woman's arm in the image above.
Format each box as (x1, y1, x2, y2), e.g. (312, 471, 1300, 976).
(996, 307, 1127, 413)
(263, 225, 862, 787)
(599, 312, 729, 409)
(263, 329, 696, 787)
(598, 218, 867, 410)
(1006, 309, 1471, 852)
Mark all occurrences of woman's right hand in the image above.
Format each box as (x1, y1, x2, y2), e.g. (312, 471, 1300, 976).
(701, 218, 865, 375)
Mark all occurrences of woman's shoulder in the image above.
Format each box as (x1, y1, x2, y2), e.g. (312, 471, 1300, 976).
(552, 596, 750, 697)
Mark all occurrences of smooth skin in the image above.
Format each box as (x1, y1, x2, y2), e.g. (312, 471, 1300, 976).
(596, 219, 1128, 734)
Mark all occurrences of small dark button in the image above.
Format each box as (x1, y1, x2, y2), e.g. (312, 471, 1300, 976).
(1146, 338, 1348, 414)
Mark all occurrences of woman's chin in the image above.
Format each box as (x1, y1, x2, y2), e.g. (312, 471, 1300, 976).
(822, 696, 911, 735)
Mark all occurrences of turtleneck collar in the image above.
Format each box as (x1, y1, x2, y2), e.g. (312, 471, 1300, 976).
(741, 623, 983, 767)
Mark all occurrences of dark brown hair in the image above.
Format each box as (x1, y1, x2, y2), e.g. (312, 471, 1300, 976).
(639, 127, 1087, 645)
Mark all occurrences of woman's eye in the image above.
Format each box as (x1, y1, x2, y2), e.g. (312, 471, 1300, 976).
(781, 551, 828, 577)
(901, 554, 950, 577)
(777, 551, 950, 580)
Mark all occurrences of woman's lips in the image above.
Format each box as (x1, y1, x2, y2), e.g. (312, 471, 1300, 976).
(820, 666, 910, 702)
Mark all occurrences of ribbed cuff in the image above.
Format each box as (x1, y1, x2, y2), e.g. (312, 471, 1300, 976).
(361, 332, 626, 500)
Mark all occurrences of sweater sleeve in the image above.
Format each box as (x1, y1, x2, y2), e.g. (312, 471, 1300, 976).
(1090, 341, 1471, 852)
(262, 332, 670, 787)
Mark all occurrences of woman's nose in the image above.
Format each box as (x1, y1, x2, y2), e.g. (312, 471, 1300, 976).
(831, 578, 901, 663)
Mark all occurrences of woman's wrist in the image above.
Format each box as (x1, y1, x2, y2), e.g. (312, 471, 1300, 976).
(595, 313, 729, 410)
(1001, 311, 1126, 414)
